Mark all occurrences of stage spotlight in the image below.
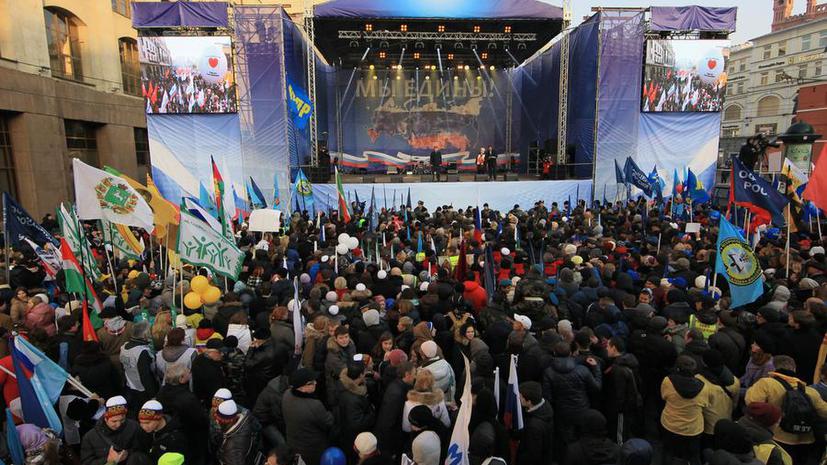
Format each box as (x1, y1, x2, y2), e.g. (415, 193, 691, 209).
(473, 25, 481, 33)
(379, 51, 386, 59)
(349, 40, 360, 48)
(489, 65, 495, 71)
(400, 24, 408, 32)
(479, 65, 484, 70)
(504, 25, 512, 33)
(477, 76, 482, 80)
(369, 64, 375, 70)
(396, 75, 401, 80)
(425, 76, 430, 80)
(464, 65, 470, 71)
(453, 76, 459, 80)
(414, 52, 420, 59)
(447, 53, 454, 60)
(372, 75, 378, 80)
(430, 65, 436, 71)
(481, 52, 488, 60)
(438, 25, 445, 33)
(365, 23, 373, 32)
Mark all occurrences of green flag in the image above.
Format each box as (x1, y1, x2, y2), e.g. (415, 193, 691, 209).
(176, 209, 243, 280)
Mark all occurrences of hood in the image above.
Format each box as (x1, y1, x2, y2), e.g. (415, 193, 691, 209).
(407, 388, 444, 405)
(527, 400, 553, 423)
(304, 324, 326, 339)
(736, 416, 773, 444)
(667, 373, 705, 399)
(618, 438, 653, 465)
(577, 437, 620, 464)
(412, 322, 433, 341)
(162, 345, 190, 363)
(464, 281, 480, 292)
(699, 366, 735, 390)
(424, 358, 453, 380)
(550, 356, 577, 374)
(338, 367, 367, 396)
(695, 311, 718, 325)
(614, 353, 639, 370)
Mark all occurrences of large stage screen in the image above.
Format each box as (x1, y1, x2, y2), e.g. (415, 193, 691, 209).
(641, 39, 729, 112)
(138, 36, 238, 114)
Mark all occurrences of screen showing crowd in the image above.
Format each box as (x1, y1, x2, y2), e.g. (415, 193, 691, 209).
(138, 36, 238, 114)
(641, 39, 729, 113)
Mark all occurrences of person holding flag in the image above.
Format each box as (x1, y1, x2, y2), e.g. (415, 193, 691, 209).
(715, 215, 765, 309)
(729, 156, 789, 231)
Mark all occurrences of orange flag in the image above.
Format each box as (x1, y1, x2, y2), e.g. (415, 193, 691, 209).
(81, 300, 99, 342)
(803, 145, 827, 210)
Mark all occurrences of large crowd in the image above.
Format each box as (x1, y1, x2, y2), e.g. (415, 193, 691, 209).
(1, 195, 827, 465)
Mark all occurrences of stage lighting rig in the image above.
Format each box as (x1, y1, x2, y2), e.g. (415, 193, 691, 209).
(438, 25, 446, 33)
(365, 23, 373, 32)
(504, 25, 512, 33)
(473, 25, 481, 33)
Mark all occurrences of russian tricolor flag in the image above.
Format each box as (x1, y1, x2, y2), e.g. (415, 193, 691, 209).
(11, 336, 68, 434)
(503, 354, 524, 431)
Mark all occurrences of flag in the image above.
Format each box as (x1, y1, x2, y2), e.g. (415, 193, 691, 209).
(474, 206, 483, 243)
(715, 216, 764, 308)
(335, 167, 351, 223)
(614, 159, 625, 184)
(72, 158, 153, 231)
(287, 79, 313, 129)
(100, 220, 144, 260)
(57, 203, 102, 280)
(176, 209, 244, 280)
(483, 246, 496, 304)
(22, 237, 60, 279)
(12, 336, 67, 433)
(6, 409, 23, 465)
(291, 277, 304, 355)
(406, 188, 412, 209)
(686, 167, 710, 203)
(81, 300, 98, 342)
(454, 240, 467, 281)
(493, 367, 500, 410)
(503, 354, 524, 431)
(183, 197, 223, 233)
(671, 168, 681, 200)
(211, 156, 233, 240)
(272, 171, 282, 208)
(648, 166, 665, 200)
(781, 158, 808, 201)
(445, 354, 472, 465)
(2, 193, 58, 247)
(729, 156, 789, 229)
(104, 167, 179, 239)
(249, 177, 267, 209)
(624, 157, 653, 196)
(369, 187, 379, 231)
(198, 182, 218, 219)
(804, 150, 827, 210)
(60, 238, 104, 319)
(294, 168, 315, 214)
(233, 186, 250, 224)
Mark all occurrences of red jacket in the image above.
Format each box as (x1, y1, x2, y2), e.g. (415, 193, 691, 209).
(463, 281, 488, 313)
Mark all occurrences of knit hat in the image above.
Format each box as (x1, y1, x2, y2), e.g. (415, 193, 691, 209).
(356, 283, 367, 292)
(214, 388, 233, 401)
(206, 338, 224, 350)
(519, 381, 543, 405)
(138, 400, 163, 421)
(104, 396, 128, 419)
(648, 316, 668, 333)
(773, 285, 791, 303)
(713, 419, 753, 455)
(354, 432, 378, 457)
(157, 453, 185, 465)
(289, 368, 318, 388)
(408, 404, 436, 429)
(388, 349, 408, 366)
(746, 402, 782, 428)
(377, 270, 388, 280)
(799, 277, 819, 290)
(174, 314, 188, 328)
(215, 400, 238, 425)
(412, 432, 441, 465)
(362, 309, 380, 327)
(328, 305, 339, 316)
(326, 291, 338, 302)
(513, 314, 532, 331)
(752, 332, 776, 355)
(421, 340, 438, 359)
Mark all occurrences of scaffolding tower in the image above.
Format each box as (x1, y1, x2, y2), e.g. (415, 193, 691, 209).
(556, 0, 571, 165)
(304, 0, 319, 166)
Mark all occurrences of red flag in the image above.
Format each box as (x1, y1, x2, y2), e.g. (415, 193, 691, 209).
(454, 240, 467, 281)
(803, 146, 827, 211)
(81, 301, 98, 342)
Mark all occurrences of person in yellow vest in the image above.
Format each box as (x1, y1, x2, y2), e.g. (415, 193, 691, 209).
(745, 355, 827, 465)
(737, 402, 793, 465)
(696, 349, 740, 449)
(660, 355, 711, 465)
(688, 309, 718, 341)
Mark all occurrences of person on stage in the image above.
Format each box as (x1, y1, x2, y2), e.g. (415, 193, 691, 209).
(476, 147, 486, 175)
(430, 145, 442, 181)
(486, 145, 497, 181)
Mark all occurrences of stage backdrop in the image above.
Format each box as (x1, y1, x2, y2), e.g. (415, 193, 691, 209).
(334, 68, 512, 172)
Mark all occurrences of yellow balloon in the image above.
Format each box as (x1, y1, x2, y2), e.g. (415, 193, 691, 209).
(202, 286, 222, 305)
(184, 291, 203, 310)
(190, 275, 210, 294)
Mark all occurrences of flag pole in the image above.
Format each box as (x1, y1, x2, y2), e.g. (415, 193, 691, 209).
(818, 208, 824, 241)
(104, 222, 119, 294)
(786, 206, 792, 278)
(3, 200, 10, 284)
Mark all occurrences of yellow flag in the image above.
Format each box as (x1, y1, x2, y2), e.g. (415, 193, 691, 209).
(145, 174, 180, 238)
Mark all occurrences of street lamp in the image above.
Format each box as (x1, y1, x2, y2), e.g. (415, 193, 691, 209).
(777, 120, 822, 176)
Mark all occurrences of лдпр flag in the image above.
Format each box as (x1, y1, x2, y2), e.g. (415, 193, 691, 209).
(72, 158, 154, 231)
(715, 215, 764, 309)
(729, 156, 789, 229)
(444, 354, 472, 465)
(11, 335, 69, 434)
(287, 79, 313, 130)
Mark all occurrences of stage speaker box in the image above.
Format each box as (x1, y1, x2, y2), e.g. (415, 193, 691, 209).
(504, 173, 519, 181)
(307, 166, 330, 183)
(403, 176, 420, 183)
(362, 176, 375, 183)
(475, 174, 488, 181)
(389, 175, 403, 183)
(446, 174, 459, 182)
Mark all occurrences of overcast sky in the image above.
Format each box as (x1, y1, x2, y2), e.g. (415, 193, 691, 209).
(544, 0, 781, 44)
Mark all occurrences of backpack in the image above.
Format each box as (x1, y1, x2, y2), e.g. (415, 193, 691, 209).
(774, 376, 817, 434)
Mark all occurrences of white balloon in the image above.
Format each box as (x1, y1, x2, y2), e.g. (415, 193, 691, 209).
(338, 233, 351, 245)
(198, 45, 228, 84)
(697, 49, 725, 85)
(336, 243, 348, 255)
(348, 237, 359, 250)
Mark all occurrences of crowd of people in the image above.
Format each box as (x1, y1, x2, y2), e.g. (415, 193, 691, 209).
(142, 68, 237, 114)
(641, 72, 725, 112)
(1, 195, 827, 465)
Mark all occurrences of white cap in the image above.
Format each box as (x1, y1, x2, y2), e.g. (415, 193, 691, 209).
(419, 282, 430, 292)
(563, 244, 577, 255)
(214, 388, 233, 400)
(377, 270, 388, 280)
(141, 400, 163, 412)
(401, 285, 410, 291)
(328, 305, 339, 316)
(321, 255, 330, 263)
(421, 340, 438, 359)
(513, 314, 532, 330)
(175, 314, 188, 328)
(356, 283, 367, 292)
(501, 247, 511, 256)
(325, 291, 338, 302)
(660, 278, 672, 288)
(105, 396, 128, 408)
(354, 432, 378, 456)
(217, 400, 238, 416)
(694, 276, 707, 290)
(811, 246, 825, 256)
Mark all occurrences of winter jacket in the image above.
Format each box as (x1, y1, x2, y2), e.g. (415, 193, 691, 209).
(542, 357, 602, 417)
(660, 373, 711, 436)
(697, 368, 740, 434)
(301, 323, 327, 369)
(516, 399, 554, 465)
(146, 417, 188, 464)
(463, 281, 488, 313)
(402, 388, 451, 432)
(71, 352, 122, 400)
(96, 321, 133, 370)
(744, 371, 827, 445)
(336, 367, 376, 452)
(46, 330, 82, 370)
(192, 353, 228, 405)
(244, 339, 281, 402)
(80, 418, 146, 465)
(155, 345, 197, 384)
(562, 437, 620, 465)
(602, 353, 642, 424)
(217, 410, 259, 465)
(373, 377, 412, 455)
(737, 415, 791, 465)
(709, 327, 747, 377)
(422, 356, 456, 402)
(252, 375, 288, 432)
(282, 388, 335, 465)
(270, 319, 295, 357)
(10, 296, 27, 324)
(324, 337, 356, 405)
(24, 302, 55, 336)
(156, 382, 210, 465)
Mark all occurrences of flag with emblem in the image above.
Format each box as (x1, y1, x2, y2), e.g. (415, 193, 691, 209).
(715, 216, 764, 309)
(293, 168, 315, 215)
(72, 159, 153, 231)
(104, 167, 179, 239)
(176, 209, 244, 280)
(100, 220, 145, 260)
(57, 203, 102, 280)
(60, 238, 104, 322)
(445, 354, 472, 465)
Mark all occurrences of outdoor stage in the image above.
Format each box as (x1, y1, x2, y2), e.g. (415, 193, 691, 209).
(312, 178, 591, 213)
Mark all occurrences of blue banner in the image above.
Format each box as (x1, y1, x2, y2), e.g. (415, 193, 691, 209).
(730, 156, 789, 228)
(3, 193, 58, 247)
(715, 216, 764, 308)
(624, 157, 653, 196)
(287, 79, 313, 130)
(293, 168, 315, 214)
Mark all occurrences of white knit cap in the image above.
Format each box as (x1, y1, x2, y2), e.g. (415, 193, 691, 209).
(140, 400, 163, 412)
(501, 247, 510, 256)
(513, 314, 532, 331)
(325, 291, 338, 302)
(354, 432, 377, 456)
(214, 388, 233, 400)
(175, 314, 188, 328)
(328, 305, 339, 316)
(377, 270, 388, 279)
(419, 282, 430, 292)
(321, 255, 330, 263)
(217, 400, 238, 417)
(412, 431, 441, 465)
(421, 340, 438, 359)
(356, 283, 367, 292)
(105, 396, 127, 408)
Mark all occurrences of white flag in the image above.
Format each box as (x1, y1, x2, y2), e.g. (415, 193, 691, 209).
(72, 159, 154, 231)
(176, 209, 243, 280)
(445, 355, 472, 465)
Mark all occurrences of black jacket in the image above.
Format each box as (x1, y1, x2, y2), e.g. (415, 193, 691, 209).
(192, 354, 228, 406)
(46, 331, 82, 370)
(336, 368, 376, 452)
(156, 382, 209, 463)
(72, 352, 122, 400)
(373, 376, 412, 455)
(244, 339, 281, 401)
(80, 418, 147, 465)
(146, 417, 188, 463)
(542, 357, 602, 417)
(709, 327, 747, 377)
(282, 388, 335, 465)
(602, 353, 642, 417)
(218, 411, 259, 465)
(516, 400, 554, 465)
(253, 376, 289, 432)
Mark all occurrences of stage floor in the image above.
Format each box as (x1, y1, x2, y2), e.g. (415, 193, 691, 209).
(340, 173, 547, 184)
(311, 178, 593, 213)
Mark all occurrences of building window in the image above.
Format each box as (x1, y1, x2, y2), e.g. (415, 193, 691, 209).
(760, 72, 769, 85)
(756, 96, 781, 117)
(722, 127, 739, 138)
(777, 41, 786, 56)
(111, 0, 130, 18)
(763, 45, 771, 60)
(802, 34, 811, 51)
(799, 64, 809, 78)
(775, 71, 785, 83)
(820, 31, 827, 49)
(724, 105, 742, 121)
(0, 115, 18, 198)
(816, 61, 823, 77)
(737, 82, 744, 94)
(44, 8, 83, 81)
(64, 120, 98, 167)
(134, 128, 149, 166)
(739, 60, 745, 72)
(119, 38, 140, 96)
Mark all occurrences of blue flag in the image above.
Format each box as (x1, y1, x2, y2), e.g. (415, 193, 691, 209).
(406, 188, 412, 209)
(715, 216, 764, 308)
(686, 168, 710, 203)
(272, 172, 281, 208)
(614, 159, 625, 184)
(199, 182, 218, 218)
(3, 193, 58, 248)
(369, 187, 378, 231)
(730, 156, 789, 228)
(6, 409, 23, 465)
(248, 177, 267, 209)
(672, 168, 680, 199)
(624, 157, 653, 196)
(648, 165, 665, 200)
(287, 80, 313, 130)
(293, 168, 315, 214)
(11, 340, 64, 434)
